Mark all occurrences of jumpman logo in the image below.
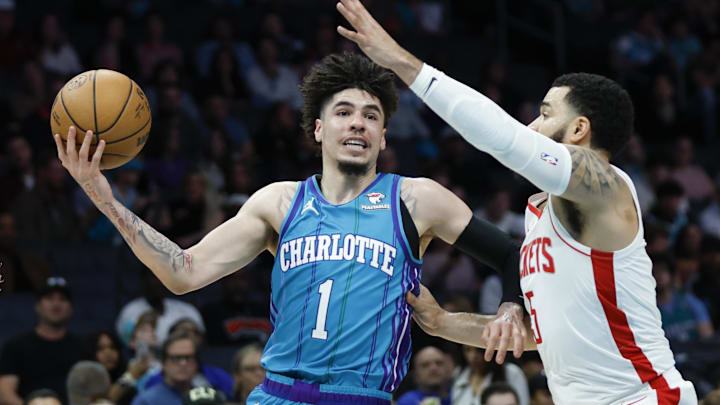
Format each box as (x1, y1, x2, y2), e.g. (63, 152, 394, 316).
(302, 197, 320, 216)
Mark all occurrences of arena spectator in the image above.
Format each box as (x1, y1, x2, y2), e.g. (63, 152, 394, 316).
(0, 0, 33, 74)
(0, 210, 52, 294)
(700, 185, 720, 239)
(93, 14, 137, 75)
(653, 254, 714, 343)
(396, 346, 454, 405)
(1, 135, 36, 212)
(246, 37, 302, 110)
(23, 389, 61, 405)
(200, 270, 271, 347)
(527, 372, 552, 405)
(645, 180, 688, 245)
(195, 15, 256, 78)
(452, 345, 529, 405)
(143, 318, 234, 398)
(167, 171, 225, 248)
(480, 382, 520, 405)
(134, 12, 183, 81)
(36, 13, 82, 76)
(0, 276, 84, 404)
(670, 137, 714, 202)
(230, 343, 264, 404)
(116, 271, 205, 349)
(66, 361, 111, 405)
(130, 331, 218, 405)
(11, 152, 80, 242)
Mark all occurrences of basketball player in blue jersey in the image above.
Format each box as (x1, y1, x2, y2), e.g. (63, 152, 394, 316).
(53, 52, 529, 405)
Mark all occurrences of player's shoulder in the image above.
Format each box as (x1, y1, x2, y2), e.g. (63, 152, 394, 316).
(399, 176, 444, 197)
(246, 181, 300, 207)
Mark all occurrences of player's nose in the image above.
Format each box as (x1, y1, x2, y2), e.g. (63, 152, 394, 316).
(349, 111, 365, 131)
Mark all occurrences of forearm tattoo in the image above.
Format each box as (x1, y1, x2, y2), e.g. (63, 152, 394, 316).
(567, 147, 620, 197)
(82, 179, 192, 274)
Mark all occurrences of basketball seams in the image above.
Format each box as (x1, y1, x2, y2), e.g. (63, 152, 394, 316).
(97, 76, 134, 135)
(104, 117, 151, 145)
(59, 90, 88, 134)
(92, 70, 99, 145)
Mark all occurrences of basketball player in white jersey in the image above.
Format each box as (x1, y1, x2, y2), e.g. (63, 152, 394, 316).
(335, 0, 698, 404)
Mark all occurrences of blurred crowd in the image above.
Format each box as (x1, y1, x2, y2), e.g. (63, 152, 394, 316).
(1, 0, 720, 404)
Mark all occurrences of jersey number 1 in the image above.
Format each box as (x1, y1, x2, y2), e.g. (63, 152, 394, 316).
(312, 279, 334, 340)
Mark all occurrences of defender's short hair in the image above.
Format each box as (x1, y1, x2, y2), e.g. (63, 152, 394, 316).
(300, 52, 398, 142)
(552, 73, 634, 158)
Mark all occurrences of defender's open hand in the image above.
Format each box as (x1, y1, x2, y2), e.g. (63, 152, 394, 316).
(336, 0, 422, 84)
(482, 302, 527, 364)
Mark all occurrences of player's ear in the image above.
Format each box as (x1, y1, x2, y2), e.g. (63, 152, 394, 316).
(314, 118, 323, 144)
(569, 116, 590, 145)
(380, 128, 387, 151)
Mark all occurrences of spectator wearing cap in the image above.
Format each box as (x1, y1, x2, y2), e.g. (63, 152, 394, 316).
(0, 276, 85, 405)
(130, 331, 222, 405)
(143, 318, 234, 398)
(24, 389, 61, 405)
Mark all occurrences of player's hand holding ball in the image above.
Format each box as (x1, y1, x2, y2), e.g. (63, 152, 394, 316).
(54, 126, 113, 205)
(50, 69, 151, 204)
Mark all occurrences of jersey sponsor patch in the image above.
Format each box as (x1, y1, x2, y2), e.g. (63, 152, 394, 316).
(363, 192, 390, 210)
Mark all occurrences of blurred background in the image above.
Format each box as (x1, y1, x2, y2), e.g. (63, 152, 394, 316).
(1, 0, 720, 404)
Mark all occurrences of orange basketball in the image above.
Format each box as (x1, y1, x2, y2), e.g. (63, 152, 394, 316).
(50, 69, 152, 170)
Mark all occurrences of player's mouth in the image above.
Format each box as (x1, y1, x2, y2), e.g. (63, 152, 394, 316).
(342, 138, 368, 150)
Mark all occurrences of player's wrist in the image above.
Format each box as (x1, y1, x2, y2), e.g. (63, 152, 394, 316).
(389, 48, 424, 86)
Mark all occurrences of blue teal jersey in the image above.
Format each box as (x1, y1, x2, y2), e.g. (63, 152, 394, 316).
(262, 173, 422, 393)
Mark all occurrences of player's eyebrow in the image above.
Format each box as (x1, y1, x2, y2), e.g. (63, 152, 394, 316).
(333, 100, 382, 115)
(541, 101, 552, 109)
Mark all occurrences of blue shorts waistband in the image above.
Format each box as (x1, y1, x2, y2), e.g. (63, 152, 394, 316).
(262, 371, 392, 405)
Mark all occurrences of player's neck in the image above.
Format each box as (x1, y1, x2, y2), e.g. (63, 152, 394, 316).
(319, 164, 378, 205)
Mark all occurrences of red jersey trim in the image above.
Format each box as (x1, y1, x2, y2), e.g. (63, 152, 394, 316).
(527, 202, 542, 219)
(591, 250, 680, 405)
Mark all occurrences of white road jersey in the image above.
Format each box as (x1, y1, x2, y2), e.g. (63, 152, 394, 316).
(520, 166, 693, 404)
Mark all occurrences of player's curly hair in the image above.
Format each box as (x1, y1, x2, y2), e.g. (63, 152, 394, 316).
(300, 52, 398, 143)
(552, 73, 634, 158)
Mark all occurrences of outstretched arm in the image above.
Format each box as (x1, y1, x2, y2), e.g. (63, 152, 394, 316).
(54, 127, 284, 294)
(408, 284, 536, 352)
(337, 0, 626, 207)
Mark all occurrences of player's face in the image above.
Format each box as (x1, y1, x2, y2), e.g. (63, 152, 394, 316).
(528, 86, 576, 143)
(315, 88, 387, 175)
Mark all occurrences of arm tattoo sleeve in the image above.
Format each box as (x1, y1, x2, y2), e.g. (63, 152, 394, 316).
(566, 147, 621, 197)
(102, 201, 193, 274)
